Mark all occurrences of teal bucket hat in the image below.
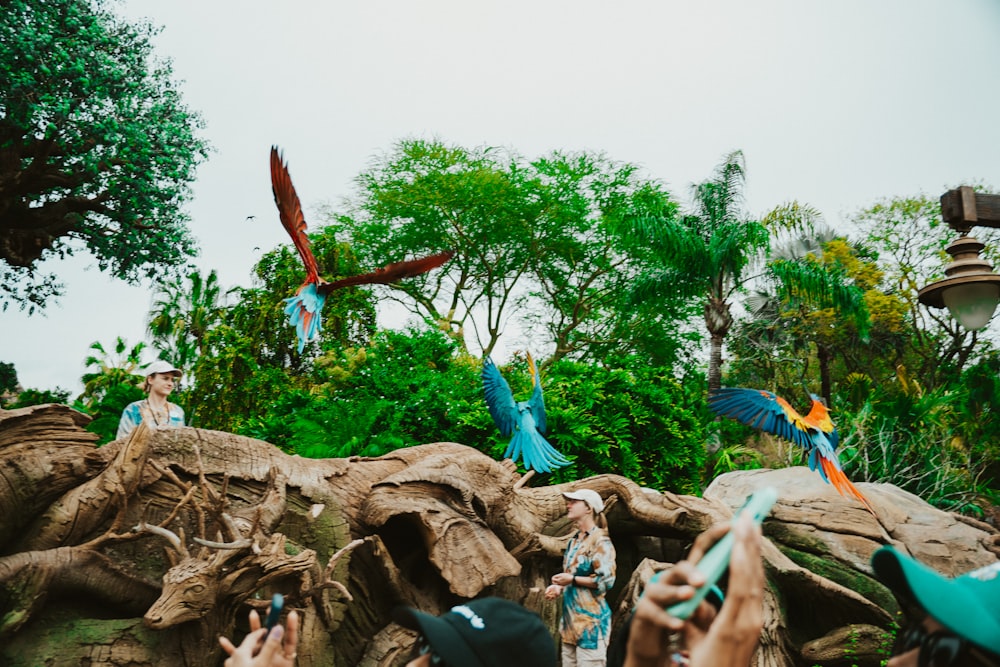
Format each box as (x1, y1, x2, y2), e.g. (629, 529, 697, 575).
(872, 546, 1000, 656)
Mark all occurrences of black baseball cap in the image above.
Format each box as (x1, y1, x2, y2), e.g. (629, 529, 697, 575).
(393, 597, 555, 667)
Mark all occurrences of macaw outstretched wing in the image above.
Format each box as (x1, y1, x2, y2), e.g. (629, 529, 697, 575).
(709, 387, 875, 516)
(270, 146, 320, 285)
(320, 251, 455, 293)
(482, 356, 518, 437)
(525, 351, 546, 435)
(708, 387, 813, 449)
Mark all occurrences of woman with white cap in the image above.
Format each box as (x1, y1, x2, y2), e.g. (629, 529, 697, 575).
(546, 488, 617, 667)
(116, 360, 186, 439)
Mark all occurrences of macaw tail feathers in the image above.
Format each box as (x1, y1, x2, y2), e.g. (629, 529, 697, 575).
(505, 430, 570, 474)
(283, 283, 326, 353)
(818, 457, 877, 517)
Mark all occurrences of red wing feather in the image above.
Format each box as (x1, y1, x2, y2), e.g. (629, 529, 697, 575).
(270, 146, 320, 284)
(319, 250, 454, 293)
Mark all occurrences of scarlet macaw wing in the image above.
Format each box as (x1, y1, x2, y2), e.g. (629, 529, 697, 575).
(270, 147, 319, 284)
(319, 251, 454, 294)
(482, 356, 518, 437)
(525, 351, 546, 435)
(804, 394, 839, 449)
(708, 387, 814, 451)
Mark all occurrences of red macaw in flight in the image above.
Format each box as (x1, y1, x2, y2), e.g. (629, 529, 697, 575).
(270, 147, 453, 351)
(708, 387, 876, 516)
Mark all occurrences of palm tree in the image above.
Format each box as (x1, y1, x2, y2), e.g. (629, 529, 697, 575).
(80, 337, 146, 408)
(744, 222, 871, 403)
(147, 269, 226, 369)
(625, 151, 769, 392)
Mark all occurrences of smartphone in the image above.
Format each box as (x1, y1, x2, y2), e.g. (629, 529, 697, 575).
(662, 486, 777, 620)
(264, 593, 284, 632)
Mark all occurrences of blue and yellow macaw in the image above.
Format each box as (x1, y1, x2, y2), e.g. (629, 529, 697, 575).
(270, 147, 453, 352)
(482, 353, 570, 474)
(708, 387, 876, 515)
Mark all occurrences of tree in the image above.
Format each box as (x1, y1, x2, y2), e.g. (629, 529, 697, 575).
(623, 151, 769, 392)
(328, 139, 695, 363)
(0, 361, 17, 396)
(735, 222, 872, 403)
(0, 0, 210, 313)
(147, 269, 226, 370)
(328, 139, 545, 355)
(79, 336, 146, 408)
(852, 193, 1000, 383)
(524, 151, 697, 368)
(186, 228, 377, 431)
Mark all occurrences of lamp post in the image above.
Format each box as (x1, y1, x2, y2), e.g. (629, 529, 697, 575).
(918, 186, 1000, 330)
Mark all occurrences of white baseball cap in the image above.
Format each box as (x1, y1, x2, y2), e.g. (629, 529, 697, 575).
(145, 360, 182, 378)
(562, 489, 605, 514)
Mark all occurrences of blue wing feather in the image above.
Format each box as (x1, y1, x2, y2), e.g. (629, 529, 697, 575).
(709, 387, 814, 451)
(482, 357, 518, 437)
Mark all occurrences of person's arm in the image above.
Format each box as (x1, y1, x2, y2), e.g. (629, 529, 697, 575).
(565, 537, 616, 591)
(623, 514, 763, 667)
(219, 609, 300, 667)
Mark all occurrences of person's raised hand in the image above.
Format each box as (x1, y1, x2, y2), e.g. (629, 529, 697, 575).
(219, 608, 300, 667)
(624, 516, 763, 667)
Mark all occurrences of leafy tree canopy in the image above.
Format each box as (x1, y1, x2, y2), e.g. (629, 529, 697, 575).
(0, 0, 210, 313)
(324, 139, 694, 366)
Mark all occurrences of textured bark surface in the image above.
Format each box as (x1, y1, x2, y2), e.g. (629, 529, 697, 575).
(1, 404, 998, 667)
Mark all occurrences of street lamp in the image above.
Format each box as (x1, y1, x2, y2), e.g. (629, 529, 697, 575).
(918, 186, 1000, 330)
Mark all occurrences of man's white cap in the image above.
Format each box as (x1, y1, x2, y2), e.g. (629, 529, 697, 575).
(145, 360, 182, 378)
(562, 489, 604, 514)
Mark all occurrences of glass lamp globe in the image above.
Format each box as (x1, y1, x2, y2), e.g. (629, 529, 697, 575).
(942, 282, 1000, 330)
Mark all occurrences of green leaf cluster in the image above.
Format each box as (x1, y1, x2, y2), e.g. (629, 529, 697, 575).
(0, 0, 210, 312)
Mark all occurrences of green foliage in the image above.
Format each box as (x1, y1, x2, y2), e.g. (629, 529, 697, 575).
(0, 0, 210, 313)
(837, 363, 1000, 513)
(4, 386, 71, 408)
(539, 361, 708, 493)
(187, 229, 378, 432)
(147, 269, 226, 369)
(623, 150, 770, 391)
(78, 337, 146, 408)
(81, 382, 144, 444)
(0, 362, 17, 395)
(327, 139, 697, 364)
(241, 328, 483, 458)
(224, 326, 708, 493)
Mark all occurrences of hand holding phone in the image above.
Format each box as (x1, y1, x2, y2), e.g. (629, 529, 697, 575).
(264, 593, 284, 632)
(661, 486, 776, 620)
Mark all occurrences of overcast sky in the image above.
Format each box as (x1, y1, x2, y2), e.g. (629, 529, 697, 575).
(4, 0, 1000, 394)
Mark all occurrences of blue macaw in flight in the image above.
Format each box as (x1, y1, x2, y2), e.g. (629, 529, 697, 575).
(708, 387, 876, 516)
(482, 353, 570, 473)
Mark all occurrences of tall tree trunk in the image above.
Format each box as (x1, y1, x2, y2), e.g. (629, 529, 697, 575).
(705, 297, 733, 393)
(817, 343, 833, 405)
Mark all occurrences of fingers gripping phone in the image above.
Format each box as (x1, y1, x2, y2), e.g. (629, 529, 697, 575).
(662, 486, 777, 620)
(264, 593, 284, 632)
